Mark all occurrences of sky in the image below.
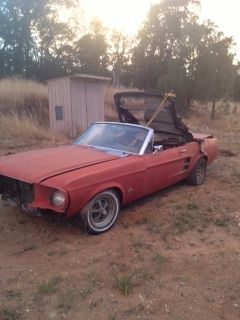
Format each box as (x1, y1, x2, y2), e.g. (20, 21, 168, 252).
(79, 0, 240, 60)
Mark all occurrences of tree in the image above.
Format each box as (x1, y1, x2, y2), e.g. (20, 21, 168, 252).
(233, 64, 240, 101)
(194, 22, 237, 119)
(74, 18, 109, 75)
(132, 0, 200, 88)
(130, 0, 238, 115)
(108, 31, 130, 86)
(0, 0, 77, 79)
(0, 0, 43, 76)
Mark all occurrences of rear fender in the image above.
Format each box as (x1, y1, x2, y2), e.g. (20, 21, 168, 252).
(200, 138, 219, 164)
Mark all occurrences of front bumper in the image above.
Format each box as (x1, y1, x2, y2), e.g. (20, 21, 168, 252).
(0, 175, 68, 214)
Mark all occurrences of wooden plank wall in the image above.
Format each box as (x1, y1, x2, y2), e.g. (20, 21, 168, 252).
(70, 78, 87, 136)
(85, 82, 105, 126)
(48, 76, 108, 136)
(48, 77, 72, 136)
(70, 79, 106, 136)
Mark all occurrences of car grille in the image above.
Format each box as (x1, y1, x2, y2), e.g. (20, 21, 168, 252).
(0, 175, 34, 204)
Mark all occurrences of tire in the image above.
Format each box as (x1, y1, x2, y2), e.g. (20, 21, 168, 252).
(76, 189, 120, 234)
(186, 158, 207, 186)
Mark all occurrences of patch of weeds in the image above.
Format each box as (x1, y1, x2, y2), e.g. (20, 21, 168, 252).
(113, 273, 135, 295)
(172, 211, 196, 233)
(50, 275, 62, 286)
(124, 304, 145, 316)
(174, 204, 182, 210)
(186, 200, 199, 211)
(24, 244, 37, 251)
(146, 220, 160, 234)
(214, 217, 230, 228)
(108, 313, 117, 320)
(141, 217, 149, 224)
(15, 243, 37, 255)
(4, 289, 21, 299)
(38, 282, 57, 295)
(79, 287, 92, 299)
(154, 201, 162, 209)
(59, 249, 67, 256)
(58, 290, 74, 310)
(232, 167, 240, 179)
(172, 201, 208, 233)
(140, 269, 154, 281)
(88, 271, 101, 288)
(89, 298, 102, 308)
(0, 306, 21, 320)
(47, 250, 55, 256)
(79, 271, 100, 299)
(132, 241, 144, 253)
(204, 296, 215, 303)
(37, 275, 61, 295)
(121, 222, 129, 229)
(153, 253, 167, 271)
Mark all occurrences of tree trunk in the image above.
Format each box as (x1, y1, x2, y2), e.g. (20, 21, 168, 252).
(211, 99, 216, 120)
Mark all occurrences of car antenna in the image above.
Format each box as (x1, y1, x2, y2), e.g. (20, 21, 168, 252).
(146, 90, 176, 127)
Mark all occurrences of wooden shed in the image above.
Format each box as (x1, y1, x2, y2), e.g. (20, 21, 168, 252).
(47, 74, 111, 136)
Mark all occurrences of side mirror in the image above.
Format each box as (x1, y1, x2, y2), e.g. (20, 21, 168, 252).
(153, 145, 163, 155)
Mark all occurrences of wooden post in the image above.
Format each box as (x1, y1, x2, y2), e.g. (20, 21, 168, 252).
(211, 99, 216, 120)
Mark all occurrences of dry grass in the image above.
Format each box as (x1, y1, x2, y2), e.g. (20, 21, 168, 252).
(186, 100, 240, 132)
(0, 78, 67, 149)
(0, 77, 48, 112)
(183, 100, 240, 156)
(0, 78, 239, 154)
(0, 114, 67, 148)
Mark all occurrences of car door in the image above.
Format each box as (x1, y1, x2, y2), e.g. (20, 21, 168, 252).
(142, 143, 196, 195)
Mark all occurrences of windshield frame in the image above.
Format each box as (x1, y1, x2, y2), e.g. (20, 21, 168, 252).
(74, 122, 154, 156)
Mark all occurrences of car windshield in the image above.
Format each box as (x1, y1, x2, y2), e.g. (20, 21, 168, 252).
(75, 123, 149, 154)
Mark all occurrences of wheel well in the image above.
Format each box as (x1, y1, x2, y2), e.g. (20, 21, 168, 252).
(110, 187, 123, 204)
(202, 155, 208, 163)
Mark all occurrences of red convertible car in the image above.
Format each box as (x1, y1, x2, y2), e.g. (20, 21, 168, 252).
(0, 92, 218, 233)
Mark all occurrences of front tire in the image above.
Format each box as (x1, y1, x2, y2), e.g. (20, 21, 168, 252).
(186, 158, 207, 186)
(76, 190, 120, 234)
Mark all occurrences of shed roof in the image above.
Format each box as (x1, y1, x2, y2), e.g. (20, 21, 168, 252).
(45, 73, 112, 82)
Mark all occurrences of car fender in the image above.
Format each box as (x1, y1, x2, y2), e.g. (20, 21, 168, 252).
(199, 138, 219, 164)
(65, 182, 126, 218)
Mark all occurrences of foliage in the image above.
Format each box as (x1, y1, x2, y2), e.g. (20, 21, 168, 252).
(74, 18, 109, 75)
(131, 0, 237, 112)
(194, 21, 236, 118)
(0, 0, 239, 113)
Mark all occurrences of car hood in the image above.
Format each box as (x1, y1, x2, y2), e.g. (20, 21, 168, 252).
(0, 145, 118, 184)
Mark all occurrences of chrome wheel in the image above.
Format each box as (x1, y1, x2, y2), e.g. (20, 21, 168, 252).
(80, 190, 120, 234)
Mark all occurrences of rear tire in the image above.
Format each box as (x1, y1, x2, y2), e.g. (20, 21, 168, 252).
(75, 189, 120, 234)
(186, 158, 207, 186)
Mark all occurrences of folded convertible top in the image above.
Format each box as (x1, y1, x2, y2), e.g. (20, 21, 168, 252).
(114, 91, 193, 142)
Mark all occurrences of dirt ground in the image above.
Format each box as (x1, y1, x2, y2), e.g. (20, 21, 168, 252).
(0, 125, 240, 320)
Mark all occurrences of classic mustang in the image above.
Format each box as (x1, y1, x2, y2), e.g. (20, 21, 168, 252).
(0, 92, 218, 233)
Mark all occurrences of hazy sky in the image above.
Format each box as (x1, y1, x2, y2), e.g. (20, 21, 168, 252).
(80, 0, 240, 59)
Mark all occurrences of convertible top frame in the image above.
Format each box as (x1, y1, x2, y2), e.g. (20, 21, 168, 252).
(113, 91, 193, 143)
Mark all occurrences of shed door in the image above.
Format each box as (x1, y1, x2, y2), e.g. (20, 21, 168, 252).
(85, 81, 104, 126)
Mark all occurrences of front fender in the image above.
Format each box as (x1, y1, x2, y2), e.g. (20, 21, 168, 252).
(65, 182, 126, 218)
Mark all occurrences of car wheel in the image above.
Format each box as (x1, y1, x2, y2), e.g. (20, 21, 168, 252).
(76, 190, 120, 234)
(186, 158, 207, 186)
